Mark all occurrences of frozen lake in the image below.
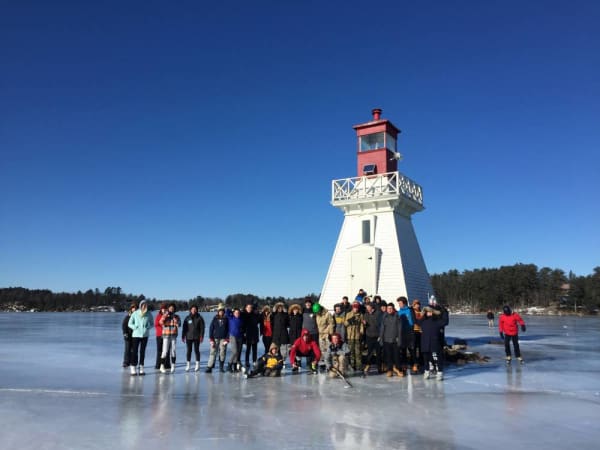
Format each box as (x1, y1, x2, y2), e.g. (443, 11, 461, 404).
(1, 312, 599, 449)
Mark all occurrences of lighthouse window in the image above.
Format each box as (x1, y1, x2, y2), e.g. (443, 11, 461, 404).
(360, 132, 385, 151)
(362, 220, 371, 244)
(385, 133, 396, 151)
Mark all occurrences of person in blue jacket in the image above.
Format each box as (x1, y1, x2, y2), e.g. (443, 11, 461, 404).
(396, 296, 415, 376)
(226, 307, 244, 372)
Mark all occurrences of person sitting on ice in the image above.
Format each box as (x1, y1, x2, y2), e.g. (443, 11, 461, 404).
(499, 305, 526, 364)
(289, 328, 322, 373)
(243, 343, 284, 378)
(325, 333, 350, 378)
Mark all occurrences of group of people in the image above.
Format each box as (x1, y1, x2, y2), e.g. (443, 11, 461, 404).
(122, 291, 527, 380)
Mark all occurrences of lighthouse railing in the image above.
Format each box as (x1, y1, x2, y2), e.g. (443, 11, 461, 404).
(331, 171, 423, 206)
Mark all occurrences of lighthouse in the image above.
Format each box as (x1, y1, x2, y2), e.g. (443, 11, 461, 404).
(320, 109, 433, 310)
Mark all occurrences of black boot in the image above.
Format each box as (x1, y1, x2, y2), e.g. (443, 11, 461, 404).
(205, 366, 213, 373)
(219, 361, 225, 373)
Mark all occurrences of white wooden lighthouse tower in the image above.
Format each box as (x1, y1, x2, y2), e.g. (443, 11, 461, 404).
(320, 109, 433, 310)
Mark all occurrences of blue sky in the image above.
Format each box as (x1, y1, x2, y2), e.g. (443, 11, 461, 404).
(1, 1, 599, 299)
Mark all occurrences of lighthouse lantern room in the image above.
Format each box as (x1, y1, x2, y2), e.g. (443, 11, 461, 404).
(320, 109, 433, 310)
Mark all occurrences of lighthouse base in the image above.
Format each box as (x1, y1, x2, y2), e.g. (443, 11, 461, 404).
(320, 209, 432, 310)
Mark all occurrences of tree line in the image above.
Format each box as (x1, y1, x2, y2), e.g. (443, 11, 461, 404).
(1, 263, 598, 314)
(0, 286, 318, 313)
(431, 263, 600, 313)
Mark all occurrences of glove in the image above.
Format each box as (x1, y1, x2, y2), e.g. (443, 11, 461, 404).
(521, 325, 526, 332)
(499, 332, 505, 340)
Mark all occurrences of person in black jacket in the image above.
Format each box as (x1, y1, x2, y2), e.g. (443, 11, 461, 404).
(206, 305, 229, 373)
(271, 302, 290, 361)
(242, 303, 260, 369)
(182, 304, 205, 372)
(121, 303, 136, 368)
(417, 306, 446, 380)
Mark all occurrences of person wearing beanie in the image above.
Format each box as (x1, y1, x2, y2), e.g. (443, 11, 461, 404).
(121, 303, 137, 368)
(128, 299, 153, 376)
(499, 305, 526, 364)
(182, 304, 205, 372)
(159, 303, 181, 373)
(154, 303, 170, 370)
(289, 328, 322, 373)
(301, 298, 318, 342)
(243, 343, 284, 378)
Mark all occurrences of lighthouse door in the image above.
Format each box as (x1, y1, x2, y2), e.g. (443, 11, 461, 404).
(349, 245, 379, 298)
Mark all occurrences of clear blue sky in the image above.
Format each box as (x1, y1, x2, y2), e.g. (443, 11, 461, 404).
(1, 1, 599, 300)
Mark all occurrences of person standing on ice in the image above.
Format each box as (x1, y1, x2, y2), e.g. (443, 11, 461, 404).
(271, 302, 290, 362)
(154, 303, 170, 370)
(128, 299, 153, 376)
(302, 298, 319, 342)
(411, 299, 424, 374)
(242, 303, 260, 369)
(380, 303, 404, 377)
(206, 304, 229, 373)
(417, 306, 446, 380)
(396, 296, 415, 376)
(363, 302, 382, 375)
(226, 307, 244, 372)
(260, 305, 273, 354)
(288, 303, 303, 367)
(487, 310, 495, 328)
(344, 301, 365, 372)
(159, 303, 181, 373)
(122, 303, 136, 368)
(289, 328, 321, 373)
(182, 304, 205, 372)
(314, 302, 334, 369)
(499, 305, 526, 364)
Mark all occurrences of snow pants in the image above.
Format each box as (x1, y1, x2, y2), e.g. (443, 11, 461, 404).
(208, 338, 228, 368)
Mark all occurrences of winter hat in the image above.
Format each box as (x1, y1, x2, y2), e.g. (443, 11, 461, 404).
(217, 303, 225, 311)
(269, 343, 280, 352)
(503, 305, 512, 315)
(139, 300, 147, 308)
(312, 303, 321, 314)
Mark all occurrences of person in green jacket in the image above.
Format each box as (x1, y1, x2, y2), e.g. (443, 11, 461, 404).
(128, 300, 153, 376)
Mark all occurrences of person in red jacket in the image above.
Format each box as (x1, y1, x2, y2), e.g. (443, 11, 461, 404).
(499, 305, 526, 364)
(289, 328, 321, 373)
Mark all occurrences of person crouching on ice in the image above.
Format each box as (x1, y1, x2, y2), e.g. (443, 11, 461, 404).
(243, 344, 284, 378)
(325, 333, 350, 378)
(289, 328, 322, 373)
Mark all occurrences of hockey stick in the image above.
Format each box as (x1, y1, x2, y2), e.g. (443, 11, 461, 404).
(331, 367, 353, 388)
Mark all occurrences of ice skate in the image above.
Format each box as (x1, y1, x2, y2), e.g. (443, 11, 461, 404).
(160, 364, 167, 374)
(505, 356, 512, 364)
(436, 371, 444, 381)
(185, 362, 190, 372)
(138, 366, 145, 376)
(424, 370, 430, 379)
(170, 363, 175, 373)
(130, 365, 137, 376)
(195, 361, 200, 372)
(518, 356, 524, 364)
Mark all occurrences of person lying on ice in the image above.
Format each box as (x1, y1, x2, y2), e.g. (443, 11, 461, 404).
(289, 328, 322, 373)
(325, 332, 350, 377)
(243, 344, 284, 378)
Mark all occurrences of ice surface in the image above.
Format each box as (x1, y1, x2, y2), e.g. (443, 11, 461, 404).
(1, 312, 599, 450)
